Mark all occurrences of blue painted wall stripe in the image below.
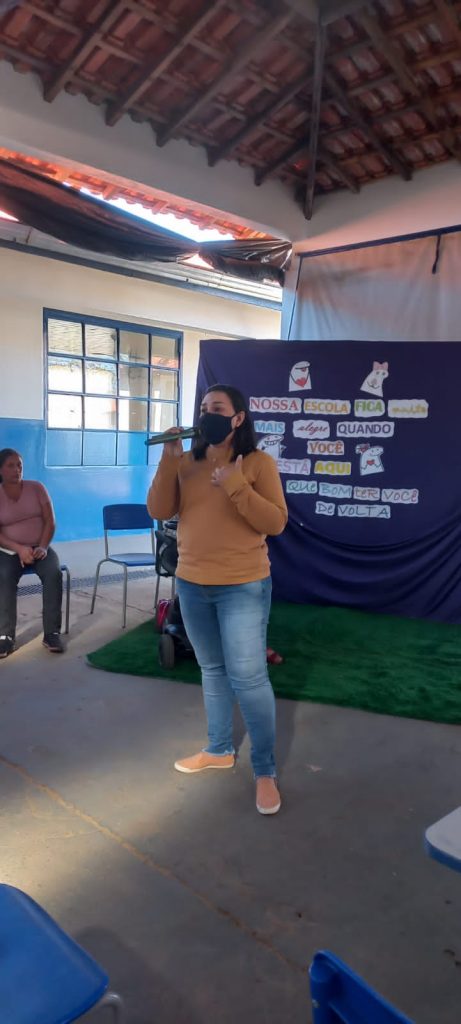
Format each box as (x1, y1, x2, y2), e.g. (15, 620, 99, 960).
(0, 417, 160, 540)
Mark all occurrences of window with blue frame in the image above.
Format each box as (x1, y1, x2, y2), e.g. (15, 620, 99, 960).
(44, 311, 181, 467)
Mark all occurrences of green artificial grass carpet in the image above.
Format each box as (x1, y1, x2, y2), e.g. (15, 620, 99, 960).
(87, 602, 461, 724)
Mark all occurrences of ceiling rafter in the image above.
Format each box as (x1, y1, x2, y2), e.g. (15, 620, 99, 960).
(317, 144, 360, 192)
(156, 7, 293, 147)
(106, 0, 221, 126)
(359, 8, 461, 163)
(207, 2, 461, 171)
(282, 0, 374, 23)
(432, 0, 461, 47)
(21, 0, 231, 67)
(304, 13, 326, 220)
(328, 3, 461, 60)
(252, 100, 461, 186)
(324, 68, 412, 180)
(255, 133, 360, 194)
(347, 43, 461, 101)
(0, 0, 460, 220)
(256, 139, 306, 184)
(208, 71, 311, 165)
(44, 0, 127, 103)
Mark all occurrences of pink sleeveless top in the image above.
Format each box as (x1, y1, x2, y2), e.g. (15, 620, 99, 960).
(0, 481, 51, 546)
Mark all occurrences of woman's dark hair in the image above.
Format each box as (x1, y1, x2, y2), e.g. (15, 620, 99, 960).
(0, 448, 20, 484)
(193, 384, 257, 462)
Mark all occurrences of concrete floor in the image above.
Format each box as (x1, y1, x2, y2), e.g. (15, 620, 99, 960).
(1, 559, 461, 1024)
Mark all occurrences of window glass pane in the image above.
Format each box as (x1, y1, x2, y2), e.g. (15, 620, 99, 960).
(48, 319, 83, 356)
(48, 356, 82, 393)
(150, 369, 178, 401)
(151, 335, 179, 369)
(48, 394, 82, 429)
(118, 400, 147, 432)
(119, 365, 148, 398)
(149, 402, 177, 434)
(85, 361, 117, 395)
(85, 397, 116, 430)
(85, 324, 117, 360)
(120, 331, 148, 364)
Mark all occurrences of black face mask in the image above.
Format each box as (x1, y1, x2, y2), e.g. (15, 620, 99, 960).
(198, 412, 235, 446)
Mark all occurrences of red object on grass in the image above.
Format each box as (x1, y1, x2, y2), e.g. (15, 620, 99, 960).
(267, 647, 284, 665)
(155, 598, 171, 632)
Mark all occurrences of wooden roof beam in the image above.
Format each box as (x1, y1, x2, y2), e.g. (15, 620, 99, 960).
(283, 0, 373, 24)
(256, 140, 306, 184)
(358, 11, 419, 99)
(433, 0, 461, 48)
(156, 7, 293, 147)
(255, 137, 359, 195)
(348, 44, 461, 99)
(106, 0, 221, 126)
(317, 145, 361, 192)
(44, 0, 126, 103)
(304, 16, 326, 220)
(359, 8, 461, 163)
(208, 71, 310, 166)
(319, 0, 374, 24)
(324, 69, 412, 179)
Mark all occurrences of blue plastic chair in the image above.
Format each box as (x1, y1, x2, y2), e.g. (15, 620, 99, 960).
(309, 951, 414, 1023)
(90, 504, 155, 628)
(21, 563, 70, 634)
(0, 883, 124, 1023)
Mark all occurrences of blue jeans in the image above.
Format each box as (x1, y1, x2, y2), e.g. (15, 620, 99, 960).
(175, 577, 276, 778)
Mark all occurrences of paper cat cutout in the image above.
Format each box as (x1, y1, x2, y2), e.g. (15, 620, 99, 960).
(360, 361, 389, 397)
(355, 443, 384, 476)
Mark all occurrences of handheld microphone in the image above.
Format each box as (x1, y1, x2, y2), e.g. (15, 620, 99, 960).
(145, 426, 200, 447)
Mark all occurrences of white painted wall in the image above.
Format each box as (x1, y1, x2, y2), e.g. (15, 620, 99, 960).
(293, 162, 461, 253)
(0, 247, 280, 422)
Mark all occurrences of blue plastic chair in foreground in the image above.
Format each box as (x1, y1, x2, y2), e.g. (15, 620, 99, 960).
(309, 951, 414, 1024)
(0, 883, 124, 1023)
(90, 504, 155, 628)
(21, 563, 71, 634)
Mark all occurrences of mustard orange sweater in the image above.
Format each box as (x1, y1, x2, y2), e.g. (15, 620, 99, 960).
(147, 449, 288, 585)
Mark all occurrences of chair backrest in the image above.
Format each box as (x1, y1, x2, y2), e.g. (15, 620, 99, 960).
(103, 504, 154, 559)
(103, 504, 153, 532)
(309, 952, 414, 1024)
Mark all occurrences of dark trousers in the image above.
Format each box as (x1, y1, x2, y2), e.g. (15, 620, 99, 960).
(0, 548, 62, 638)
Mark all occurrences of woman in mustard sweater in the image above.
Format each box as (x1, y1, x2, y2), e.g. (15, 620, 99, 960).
(147, 385, 288, 815)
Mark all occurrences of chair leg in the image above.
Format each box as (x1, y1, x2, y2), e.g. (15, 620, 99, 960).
(91, 990, 125, 1022)
(122, 564, 128, 629)
(63, 567, 70, 635)
(154, 571, 160, 611)
(90, 560, 105, 614)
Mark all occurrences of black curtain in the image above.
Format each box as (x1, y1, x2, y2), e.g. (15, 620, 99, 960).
(0, 158, 291, 284)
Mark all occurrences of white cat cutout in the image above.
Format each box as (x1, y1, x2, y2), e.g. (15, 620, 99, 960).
(360, 361, 389, 397)
(355, 444, 384, 476)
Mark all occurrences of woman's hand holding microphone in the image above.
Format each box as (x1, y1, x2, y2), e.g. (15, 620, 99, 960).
(163, 428, 184, 458)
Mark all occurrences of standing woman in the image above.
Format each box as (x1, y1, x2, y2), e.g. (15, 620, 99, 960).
(0, 449, 64, 657)
(147, 385, 287, 815)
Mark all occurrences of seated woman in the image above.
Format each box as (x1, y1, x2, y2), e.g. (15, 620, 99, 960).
(0, 448, 64, 658)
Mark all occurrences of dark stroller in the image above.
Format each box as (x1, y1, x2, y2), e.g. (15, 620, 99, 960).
(154, 519, 194, 669)
(154, 520, 284, 670)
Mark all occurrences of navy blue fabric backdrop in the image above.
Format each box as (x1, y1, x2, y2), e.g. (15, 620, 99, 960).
(196, 339, 461, 623)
